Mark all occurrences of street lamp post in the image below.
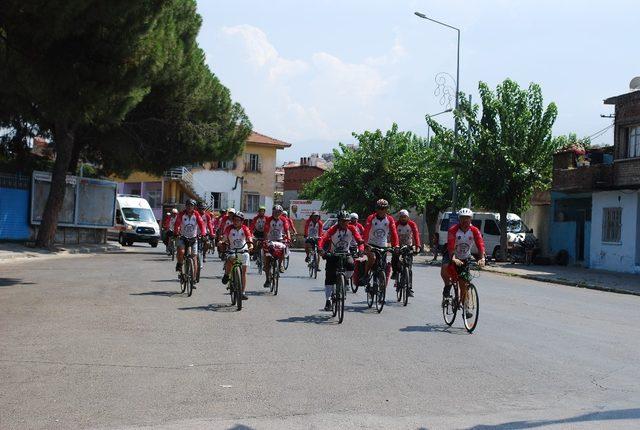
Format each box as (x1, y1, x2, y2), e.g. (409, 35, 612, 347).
(426, 108, 453, 142)
(415, 11, 461, 210)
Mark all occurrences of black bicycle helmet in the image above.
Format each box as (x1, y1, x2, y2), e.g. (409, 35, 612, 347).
(337, 210, 350, 220)
(185, 199, 196, 207)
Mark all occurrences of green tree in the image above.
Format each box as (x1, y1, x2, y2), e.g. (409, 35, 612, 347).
(300, 124, 431, 216)
(420, 127, 471, 243)
(0, 0, 250, 247)
(430, 79, 558, 260)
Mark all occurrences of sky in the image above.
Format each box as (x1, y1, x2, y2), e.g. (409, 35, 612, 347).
(197, 0, 638, 163)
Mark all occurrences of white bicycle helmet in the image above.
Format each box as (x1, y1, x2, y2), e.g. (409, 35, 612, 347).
(399, 209, 409, 217)
(458, 208, 473, 218)
(350, 212, 359, 220)
(227, 208, 237, 215)
(171, 208, 178, 214)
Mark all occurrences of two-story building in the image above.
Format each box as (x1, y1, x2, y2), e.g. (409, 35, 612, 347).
(116, 131, 291, 219)
(551, 86, 640, 273)
(282, 155, 330, 208)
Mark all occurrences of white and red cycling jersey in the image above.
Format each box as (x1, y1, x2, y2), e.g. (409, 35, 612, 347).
(319, 224, 364, 253)
(396, 219, 421, 248)
(250, 214, 267, 234)
(173, 210, 206, 239)
(304, 218, 324, 239)
(201, 211, 215, 236)
(223, 224, 253, 251)
(447, 224, 485, 260)
(264, 215, 290, 242)
(364, 213, 399, 248)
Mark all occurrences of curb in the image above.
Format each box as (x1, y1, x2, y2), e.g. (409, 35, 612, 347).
(0, 244, 123, 264)
(484, 268, 640, 297)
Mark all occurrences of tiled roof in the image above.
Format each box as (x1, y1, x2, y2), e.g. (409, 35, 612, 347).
(247, 131, 292, 148)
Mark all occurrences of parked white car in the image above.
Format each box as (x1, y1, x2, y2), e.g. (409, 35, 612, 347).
(107, 194, 160, 247)
(437, 211, 535, 259)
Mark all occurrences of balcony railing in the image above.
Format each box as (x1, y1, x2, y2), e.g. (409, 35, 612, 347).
(552, 164, 613, 192)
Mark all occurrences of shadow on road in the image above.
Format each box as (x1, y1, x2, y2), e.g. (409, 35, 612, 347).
(245, 290, 269, 297)
(151, 279, 178, 283)
(227, 425, 256, 430)
(130, 291, 180, 297)
(142, 258, 170, 262)
(467, 408, 640, 429)
(178, 303, 236, 312)
(0, 278, 36, 287)
(277, 314, 334, 324)
(400, 324, 466, 335)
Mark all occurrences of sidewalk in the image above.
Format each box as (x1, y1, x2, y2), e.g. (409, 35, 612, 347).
(482, 262, 640, 296)
(0, 242, 123, 265)
(418, 254, 640, 296)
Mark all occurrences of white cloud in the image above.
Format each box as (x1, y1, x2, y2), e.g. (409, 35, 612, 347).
(222, 24, 307, 82)
(221, 24, 400, 144)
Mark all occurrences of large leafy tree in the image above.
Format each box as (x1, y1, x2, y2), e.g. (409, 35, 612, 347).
(0, 0, 250, 247)
(300, 124, 431, 216)
(430, 79, 558, 259)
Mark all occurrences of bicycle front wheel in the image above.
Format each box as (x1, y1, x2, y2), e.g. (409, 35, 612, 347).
(375, 271, 386, 313)
(186, 258, 194, 297)
(284, 254, 290, 270)
(442, 284, 458, 326)
(337, 275, 346, 324)
(233, 266, 243, 311)
(402, 267, 410, 306)
(463, 284, 479, 333)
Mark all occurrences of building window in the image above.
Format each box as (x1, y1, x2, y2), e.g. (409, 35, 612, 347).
(629, 126, 640, 158)
(210, 192, 223, 210)
(602, 207, 622, 243)
(218, 160, 236, 170)
(146, 190, 161, 209)
(245, 154, 261, 172)
(245, 193, 261, 213)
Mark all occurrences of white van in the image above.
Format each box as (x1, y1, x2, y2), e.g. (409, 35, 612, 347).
(108, 194, 161, 247)
(437, 211, 535, 259)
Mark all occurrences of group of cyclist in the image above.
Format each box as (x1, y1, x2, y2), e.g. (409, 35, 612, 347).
(161, 197, 486, 314)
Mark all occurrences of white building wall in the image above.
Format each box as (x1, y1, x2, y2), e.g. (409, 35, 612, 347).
(590, 190, 640, 273)
(191, 170, 242, 210)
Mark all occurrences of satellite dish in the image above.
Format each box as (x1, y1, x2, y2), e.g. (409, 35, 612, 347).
(630, 76, 640, 91)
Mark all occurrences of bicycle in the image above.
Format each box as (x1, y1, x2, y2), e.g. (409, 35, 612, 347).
(307, 238, 319, 279)
(178, 237, 197, 297)
(395, 245, 415, 307)
(226, 249, 248, 311)
(265, 243, 284, 296)
(324, 250, 354, 324)
(442, 260, 480, 333)
(166, 233, 176, 261)
(366, 245, 392, 313)
(253, 238, 264, 275)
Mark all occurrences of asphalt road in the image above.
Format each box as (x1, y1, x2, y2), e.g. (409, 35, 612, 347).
(1, 245, 639, 430)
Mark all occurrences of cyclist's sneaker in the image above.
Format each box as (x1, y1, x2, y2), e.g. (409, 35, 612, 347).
(222, 274, 229, 285)
(279, 264, 285, 273)
(175, 262, 181, 272)
(305, 256, 310, 263)
(263, 280, 270, 289)
(324, 300, 332, 311)
(316, 267, 321, 272)
(242, 294, 249, 300)
(408, 288, 414, 297)
(466, 311, 473, 319)
(378, 296, 385, 304)
(192, 284, 196, 289)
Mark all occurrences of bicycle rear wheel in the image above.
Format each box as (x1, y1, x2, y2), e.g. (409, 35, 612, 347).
(233, 266, 243, 311)
(463, 283, 479, 333)
(312, 253, 318, 279)
(375, 271, 386, 313)
(284, 254, 290, 270)
(337, 275, 346, 324)
(442, 284, 458, 326)
(179, 271, 186, 294)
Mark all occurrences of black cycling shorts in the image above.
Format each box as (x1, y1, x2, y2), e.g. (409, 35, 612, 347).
(324, 255, 355, 286)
